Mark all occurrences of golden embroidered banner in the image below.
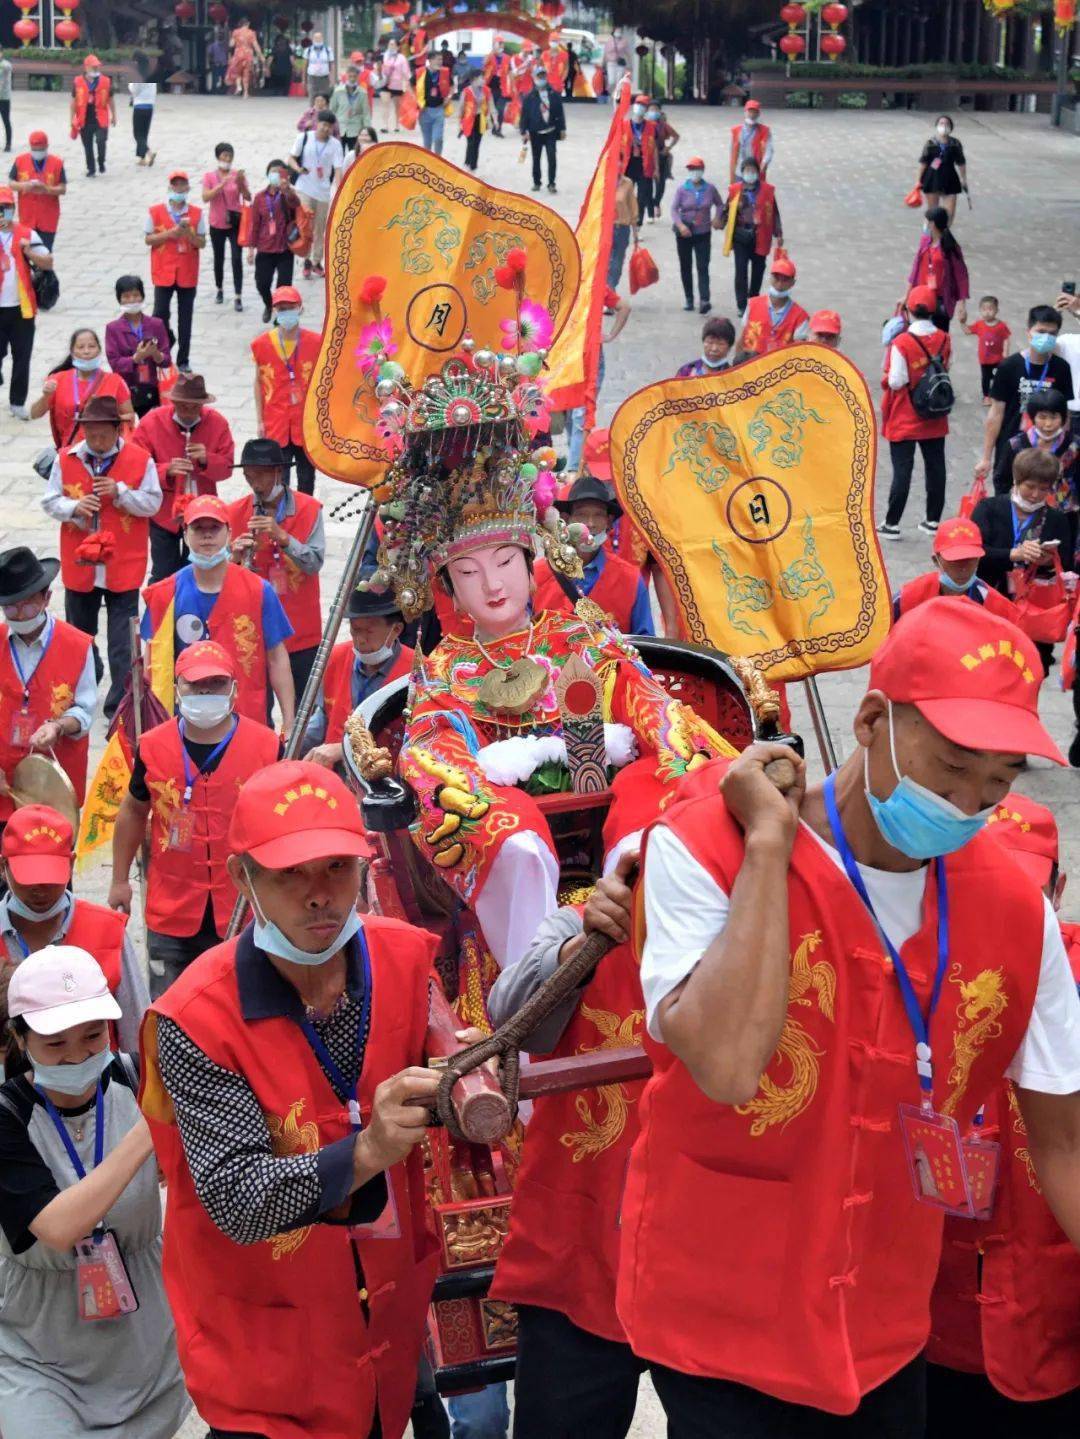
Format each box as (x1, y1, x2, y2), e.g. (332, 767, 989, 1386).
(304, 143, 582, 487)
(610, 346, 889, 681)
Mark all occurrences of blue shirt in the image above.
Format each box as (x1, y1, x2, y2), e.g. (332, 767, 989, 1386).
(140, 564, 294, 652)
(583, 549, 654, 635)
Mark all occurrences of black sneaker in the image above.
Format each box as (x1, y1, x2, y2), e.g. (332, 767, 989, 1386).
(877, 522, 901, 540)
(700, 301, 711, 314)
(215, 289, 224, 305)
(531, 183, 541, 192)
(303, 260, 312, 278)
(917, 519, 939, 534)
(1070, 732, 1080, 768)
(262, 304, 272, 323)
(312, 264, 325, 278)
(547, 183, 557, 193)
(683, 301, 694, 312)
(234, 296, 243, 312)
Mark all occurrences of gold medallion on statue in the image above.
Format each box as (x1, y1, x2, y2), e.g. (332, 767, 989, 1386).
(476, 657, 548, 716)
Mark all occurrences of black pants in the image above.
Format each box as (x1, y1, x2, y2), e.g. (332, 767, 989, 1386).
(980, 361, 997, 399)
(529, 132, 557, 188)
(147, 900, 221, 999)
(676, 231, 712, 306)
(625, 154, 653, 220)
(254, 250, 295, 312)
(926, 1363, 1080, 1439)
(732, 240, 767, 316)
(283, 440, 315, 496)
(653, 1354, 926, 1438)
(132, 105, 153, 158)
(81, 118, 107, 174)
(513, 1304, 644, 1439)
(289, 645, 319, 708)
(35, 229, 56, 252)
(653, 155, 672, 215)
(210, 217, 244, 296)
(0, 306, 34, 407)
(149, 520, 187, 584)
(209, 1426, 381, 1439)
(884, 436, 947, 526)
(0, 99, 10, 151)
(64, 585, 138, 718)
(153, 283, 196, 369)
(464, 129, 482, 171)
(491, 78, 506, 132)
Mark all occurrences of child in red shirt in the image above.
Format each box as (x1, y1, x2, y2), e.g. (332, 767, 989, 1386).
(963, 293, 1011, 405)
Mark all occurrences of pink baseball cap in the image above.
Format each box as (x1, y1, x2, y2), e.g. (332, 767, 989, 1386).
(7, 945, 121, 1035)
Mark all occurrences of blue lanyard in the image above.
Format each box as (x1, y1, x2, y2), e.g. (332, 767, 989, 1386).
(178, 715, 237, 804)
(88, 449, 118, 479)
(127, 317, 143, 343)
(38, 1082, 105, 1180)
(1011, 507, 1039, 546)
(8, 615, 51, 707)
(295, 929, 373, 1131)
(1023, 354, 1051, 387)
(823, 774, 949, 1100)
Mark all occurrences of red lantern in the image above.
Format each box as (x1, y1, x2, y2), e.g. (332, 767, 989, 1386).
(174, 0, 195, 19)
(821, 32, 847, 56)
(821, 2, 849, 28)
(13, 0, 35, 11)
(1055, 0, 1077, 31)
(209, 2, 228, 21)
(13, 16, 39, 44)
(383, 0, 410, 13)
(54, 16, 81, 45)
(779, 3, 806, 27)
(55, 0, 80, 12)
(779, 31, 806, 56)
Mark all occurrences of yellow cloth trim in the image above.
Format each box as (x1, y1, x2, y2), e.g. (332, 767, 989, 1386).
(75, 728, 133, 869)
(149, 596, 175, 714)
(138, 1011, 176, 1126)
(722, 186, 739, 258)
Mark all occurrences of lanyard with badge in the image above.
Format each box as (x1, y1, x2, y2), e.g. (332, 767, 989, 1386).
(1012, 507, 1040, 548)
(274, 328, 303, 409)
(310, 136, 330, 182)
(8, 615, 50, 748)
(1023, 353, 1051, 398)
(38, 1083, 140, 1319)
(168, 716, 237, 850)
(823, 774, 992, 1218)
(254, 460, 292, 596)
(294, 929, 400, 1239)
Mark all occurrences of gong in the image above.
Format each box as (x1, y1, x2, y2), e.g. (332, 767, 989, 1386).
(10, 754, 80, 832)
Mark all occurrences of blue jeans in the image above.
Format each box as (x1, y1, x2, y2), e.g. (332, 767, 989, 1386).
(566, 349, 606, 473)
(420, 108, 446, 155)
(607, 223, 631, 289)
(447, 1383, 510, 1438)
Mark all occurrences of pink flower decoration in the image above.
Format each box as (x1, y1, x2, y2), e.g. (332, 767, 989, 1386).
(355, 316, 397, 376)
(533, 468, 557, 514)
(499, 317, 520, 351)
(517, 300, 553, 352)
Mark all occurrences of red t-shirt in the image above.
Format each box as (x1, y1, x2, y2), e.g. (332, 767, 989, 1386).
(969, 318, 1011, 366)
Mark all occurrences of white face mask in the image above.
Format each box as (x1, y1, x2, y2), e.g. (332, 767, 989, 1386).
(72, 354, 102, 372)
(936, 124, 950, 137)
(4, 610, 47, 635)
(179, 691, 234, 729)
(275, 308, 301, 330)
(356, 639, 396, 668)
(189, 545, 230, 570)
(121, 301, 143, 314)
(701, 353, 729, 370)
(768, 284, 792, 302)
(217, 160, 232, 172)
(30, 149, 47, 162)
(1011, 489, 1045, 514)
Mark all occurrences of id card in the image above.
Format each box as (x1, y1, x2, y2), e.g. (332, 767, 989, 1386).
(136, 362, 153, 385)
(268, 561, 290, 596)
(316, 165, 325, 179)
(11, 710, 37, 748)
(267, 218, 277, 238)
(351, 1175, 401, 1240)
(168, 810, 195, 851)
(961, 1135, 1001, 1221)
(288, 387, 302, 407)
(898, 1102, 974, 1216)
(76, 1229, 139, 1320)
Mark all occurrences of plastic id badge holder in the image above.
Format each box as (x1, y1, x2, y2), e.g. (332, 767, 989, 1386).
(76, 1229, 139, 1320)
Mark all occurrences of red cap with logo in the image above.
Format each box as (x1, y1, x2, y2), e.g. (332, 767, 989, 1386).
(180, 495, 230, 528)
(771, 255, 797, 279)
(985, 792, 1059, 889)
(0, 186, 15, 207)
(870, 598, 1064, 764)
(583, 427, 612, 481)
(810, 309, 841, 336)
(745, 99, 761, 112)
(907, 284, 937, 313)
(933, 516, 984, 562)
(175, 639, 236, 682)
(2, 804, 74, 886)
(83, 54, 101, 67)
(228, 761, 372, 867)
(167, 169, 189, 183)
(271, 285, 303, 308)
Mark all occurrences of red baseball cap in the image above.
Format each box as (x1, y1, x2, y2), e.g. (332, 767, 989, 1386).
(771, 256, 797, 279)
(907, 284, 937, 313)
(745, 99, 762, 112)
(2, 804, 74, 886)
(685, 156, 705, 169)
(228, 761, 371, 867)
(167, 169, 189, 183)
(271, 285, 303, 307)
(83, 54, 101, 67)
(181, 495, 230, 528)
(985, 792, 1059, 889)
(0, 186, 14, 207)
(870, 599, 1064, 764)
(810, 309, 841, 336)
(28, 131, 48, 148)
(933, 516, 984, 562)
(176, 639, 235, 682)
(583, 427, 612, 482)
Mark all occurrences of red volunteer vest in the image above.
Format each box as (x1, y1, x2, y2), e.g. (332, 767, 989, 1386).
(881, 329, 951, 443)
(896, 573, 1022, 623)
(14, 153, 63, 233)
(533, 555, 641, 635)
(460, 85, 492, 137)
(227, 491, 323, 653)
(927, 922, 1080, 1402)
(142, 564, 269, 722)
(618, 770, 1043, 1415)
(141, 919, 441, 1439)
(0, 619, 92, 820)
(4, 223, 38, 319)
(322, 641, 414, 745)
(139, 715, 280, 937)
(483, 52, 511, 86)
(48, 369, 129, 450)
(148, 203, 203, 289)
(250, 328, 321, 447)
(73, 73, 112, 131)
(740, 293, 809, 358)
(726, 180, 777, 258)
(65, 897, 127, 994)
(58, 443, 154, 594)
(491, 937, 645, 1341)
(730, 121, 771, 178)
(622, 118, 658, 178)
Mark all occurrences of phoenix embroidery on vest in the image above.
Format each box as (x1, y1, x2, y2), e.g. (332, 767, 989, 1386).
(941, 965, 1008, 1117)
(735, 930, 836, 1136)
(231, 614, 257, 675)
(266, 1100, 321, 1260)
(558, 1001, 644, 1163)
(149, 777, 182, 850)
(50, 681, 74, 717)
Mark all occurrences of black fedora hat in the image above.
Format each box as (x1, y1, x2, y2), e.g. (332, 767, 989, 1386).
(553, 474, 623, 520)
(0, 548, 60, 607)
(239, 437, 287, 469)
(348, 567, 404, 620)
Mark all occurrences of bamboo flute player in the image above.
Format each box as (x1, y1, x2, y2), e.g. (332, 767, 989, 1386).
(619, 599, 1080, 1437)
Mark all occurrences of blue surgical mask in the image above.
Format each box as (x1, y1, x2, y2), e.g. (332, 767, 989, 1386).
(768, 285, 791, 302)
(32, 1046, 112, 1097)
(168, 190, 188, 207)
(938, 571, 976, 594)
(1, 207, 15, 224)
(1030, 331, 1057, 356)
(275, 308, 301, 330)
(646, 109, 660, 121)
(245, 866, 363, 967)
(189, 546, 230, 570)
(8, 889, 68, 922)
(864, 702, 994, 860)
(743, 170, 759, 186)
(72, 354, 102, 372)
(267, 172, 282, 188)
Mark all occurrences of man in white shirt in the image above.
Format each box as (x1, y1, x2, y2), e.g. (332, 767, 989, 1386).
(0, 183, 52, 418)
(1055, 289, 1080, 425)
(288, 112, 343, 282)
(305, 31, 334, 99)
(621, 598, 1080, 1437)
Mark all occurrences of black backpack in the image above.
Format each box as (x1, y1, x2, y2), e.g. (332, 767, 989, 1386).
(32, 266, 59, 312)
(908, 332, 954, 419)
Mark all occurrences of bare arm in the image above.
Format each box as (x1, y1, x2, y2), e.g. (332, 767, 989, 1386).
(108, 792, 150, 914)
(1017, 1087, 1080, 1249)
(30, 1118, 154, 1252)
(603, 296, 631, 344)
(267, 641, 296, 734)
(653, 568, 679, 638)
(977, 399, 1006, 475)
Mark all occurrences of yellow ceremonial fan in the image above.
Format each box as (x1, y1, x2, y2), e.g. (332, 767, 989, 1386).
(610, 345, 890, 683)
(304, 143, 582, 488)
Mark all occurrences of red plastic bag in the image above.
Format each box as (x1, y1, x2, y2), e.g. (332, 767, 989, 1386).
(236, 203, 253, 248)
(504, 95, 522, 127)
(958, 472, 986, 520)
(1009, 553, 1071, 645)
(398, 90, 420, 131)
(628, 243, 659, 295)
(288, 80, 306, 98)
(288, 204, 314, 258)
(1062, 606, 1078, 691)
(904, 185, 923, 208)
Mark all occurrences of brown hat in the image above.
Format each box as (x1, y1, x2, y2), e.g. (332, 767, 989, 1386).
(169, 373, 216, 405)
(79, 393, 122, 426)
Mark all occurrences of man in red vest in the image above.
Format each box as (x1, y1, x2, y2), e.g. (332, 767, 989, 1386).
(737, 252, 809, 359)
(132, 371, 235, 583)
(144, 170, 206, 373)
(879, 282, 952, 541)
(729, 97, 773, 184)
(304, 567, 412, 768)
(110, 639, 280, 995)
(719, 157, 781, 319)
(139, 760, 443, 1439)
(483, 37, 512, 134)
(928, 792, 1080, 1434)
(809, 308, 843, 348)
(533, 476, 654, 635)
(0, 182, 53, 420)
(0, 802, 147, 1050)
(892, 516, 1025, 626)
(249, 285, 320, 495)
(141, 494, 296, 733)
(229, 437, 325, 702)
(8, 130, 66, 251)
(69, 54, 115, 179)
(622, 94, 659, 222)
(41, 391, 162, 719)
(622, 600, 1080, 1434)
(0, 547, 96, 829)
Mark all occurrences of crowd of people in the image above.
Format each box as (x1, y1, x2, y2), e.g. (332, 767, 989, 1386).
(0, 40, 1079, 1439)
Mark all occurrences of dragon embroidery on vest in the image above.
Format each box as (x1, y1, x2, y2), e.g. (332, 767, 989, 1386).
(266, 1099, 321, 1259)
(1007, 1084, 1040, 1192)
(736, 930, 835, 1136)
(50, 682, 74, 718)
(231, 614, 258, 676)
(558, 1002, 645, 1162)
(941, 965, 1007, 1118)
(148, 776, 182, 852)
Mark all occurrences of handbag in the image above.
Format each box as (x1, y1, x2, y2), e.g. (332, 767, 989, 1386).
(958, 472, 986, 520)
(1009, 552, 1071, 645)
(288, 79, 306, 97)
(236, 203, 253, 247)
(32, 267, 60, 312)
(287, 204, 314, 258)
(904, 184, 923, 208)
(628, 242, 659, 295)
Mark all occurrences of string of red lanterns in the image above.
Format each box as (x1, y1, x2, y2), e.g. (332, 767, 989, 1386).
(778, 0, 848, 62)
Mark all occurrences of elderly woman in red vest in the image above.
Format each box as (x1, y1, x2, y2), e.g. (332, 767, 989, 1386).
(719, 157, 782, 319)
(144, 171, 207, 374)
(622, 93, 659, 222)
(29, 327, 134, 449)
(0, 184, 53, 420)
(9, 130, 66, 251)
(69, 54, 115, 179)
(459, 74, 492, 174)
(729, 97, 773, 182)
(249, 284, 319, 495)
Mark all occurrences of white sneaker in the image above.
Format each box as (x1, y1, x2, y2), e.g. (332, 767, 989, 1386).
(9, 404, 29, 420)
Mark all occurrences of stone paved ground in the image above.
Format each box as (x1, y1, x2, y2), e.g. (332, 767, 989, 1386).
(0, 88, 1077, 1437)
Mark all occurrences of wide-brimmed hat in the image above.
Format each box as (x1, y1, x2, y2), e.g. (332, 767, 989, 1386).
(0, 547, 60, 607)
(348, 568, 405, 619)
(170, 373, 216, 405)
(553, 475, 623, 520)
(240, 437, 286, 469)
(80, 393, 122, 426)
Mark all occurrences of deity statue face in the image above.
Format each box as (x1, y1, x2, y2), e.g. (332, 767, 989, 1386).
(445, 543, 532, 640)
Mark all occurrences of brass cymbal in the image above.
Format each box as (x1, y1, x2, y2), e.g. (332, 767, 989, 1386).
(10, 753, 80, 832)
